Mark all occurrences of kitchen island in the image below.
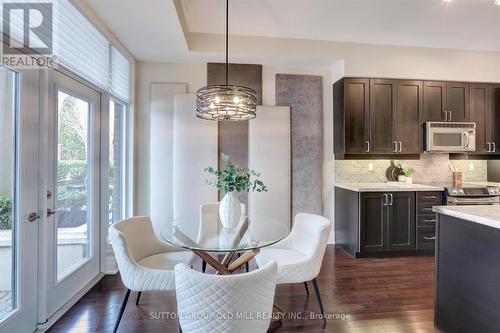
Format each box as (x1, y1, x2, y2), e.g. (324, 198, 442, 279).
(433, 205, 500, 333)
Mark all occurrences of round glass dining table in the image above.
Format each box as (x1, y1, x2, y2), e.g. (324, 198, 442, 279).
(160, 211, 289, 330)
(160, 212, 289, 274)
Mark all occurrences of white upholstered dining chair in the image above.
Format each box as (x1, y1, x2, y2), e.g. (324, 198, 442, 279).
(109, 216, 195, 333)
(255, 213, 331, 324)
(175, 261, 278, 333)
(198, 202, 247, 272)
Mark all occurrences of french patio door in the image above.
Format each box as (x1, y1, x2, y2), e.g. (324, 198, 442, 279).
(41, 69, 101, 319)
(0, 68, 39, 332)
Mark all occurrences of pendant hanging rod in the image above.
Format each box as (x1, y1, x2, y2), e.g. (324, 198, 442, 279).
(225, 0, 229, 85)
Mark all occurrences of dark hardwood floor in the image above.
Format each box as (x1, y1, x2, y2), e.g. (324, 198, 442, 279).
(47, 246, 435, 333)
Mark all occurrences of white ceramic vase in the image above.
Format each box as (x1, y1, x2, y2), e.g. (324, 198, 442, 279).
(219, 191, 241, 228)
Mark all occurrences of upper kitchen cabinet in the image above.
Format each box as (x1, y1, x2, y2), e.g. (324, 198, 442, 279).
(370, 79, 396, 153)
(422, 81, 469, 123)
(334, 77, 420, 156)
(334, 78, 370, 154)
(422, 81, 447, 122)
(489, 85, 500, 153)
(395, 81, 422, 154)
(470, 83, 490, 153)
(446, 82, 469, 121)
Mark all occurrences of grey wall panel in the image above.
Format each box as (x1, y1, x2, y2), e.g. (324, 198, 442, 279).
(276, 74, 323, 218)
(207, 63, 262, 204)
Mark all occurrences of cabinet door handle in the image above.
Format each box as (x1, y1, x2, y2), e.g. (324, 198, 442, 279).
(487, 142, 492, 152)
(389, 193, 393, 206)
(494, 142, 496, 152)
(424, 195, 437, 199)
(423, 236, 436, 240)
(398, 141, 402, 153)
(443, 110, 448, 121)
(366, 140, 370, 153)
(383, 194, 388, 206)
(423, 207, 433, 211)
(448, 110, 452, 121)
(393, 141, 398, 152)
(423, 219, 436, 223)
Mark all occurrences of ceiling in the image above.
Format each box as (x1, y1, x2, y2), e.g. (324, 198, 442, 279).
(79, 0, 500, 62)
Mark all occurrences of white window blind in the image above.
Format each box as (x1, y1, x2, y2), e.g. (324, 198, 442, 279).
(0, 1, 132, 102)
(111, 46, 130, 103)
(54, 0, 110, 90)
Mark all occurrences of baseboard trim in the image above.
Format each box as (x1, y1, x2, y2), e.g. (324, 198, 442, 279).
(36, 273, 105, 332)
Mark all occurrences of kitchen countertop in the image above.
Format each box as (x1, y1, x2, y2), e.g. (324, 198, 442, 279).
(335, 183, 445, 192)
(433, 205, 500, 230)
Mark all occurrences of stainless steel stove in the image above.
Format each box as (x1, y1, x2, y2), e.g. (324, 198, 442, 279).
(446, 186, 500, 205)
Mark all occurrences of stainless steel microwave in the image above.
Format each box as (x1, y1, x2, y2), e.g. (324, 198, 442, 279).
(425, 122, 476, 152)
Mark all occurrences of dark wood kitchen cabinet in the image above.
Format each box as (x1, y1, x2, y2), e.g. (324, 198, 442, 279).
(422, 81, 447, 122)
(490, 85, 500, 153)
(447, 82, 469, 121)
(470, 83, 490, 153)
(369, 79, 396, 153)
(342, 78, 369, 154)
(395, 80, 422, 154)
(360, 191, 415, 253)
(335, 187, 441, 258)
(422, 81, 469, 123)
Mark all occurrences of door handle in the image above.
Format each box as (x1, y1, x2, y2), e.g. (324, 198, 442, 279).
(443, 110, 448, 121)
(47, 208, 63, 217)
(27, 212, 40, 222)
(493, 142, 496, 152)
(388, 193, 393, 206)
(398, 141, 402, 153)
(366, 140, 370, 153)
(393, 141, 398, 152)
(383, 194, 388, 206)
(423, 219, 436, 223)
(448, 110, 452, 121)
(423, 236, 436, 241)
(487, 142, 492, 152)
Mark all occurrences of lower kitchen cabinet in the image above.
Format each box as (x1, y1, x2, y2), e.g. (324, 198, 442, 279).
(360, 192, 415, 253)
(335, 187, 441, 258)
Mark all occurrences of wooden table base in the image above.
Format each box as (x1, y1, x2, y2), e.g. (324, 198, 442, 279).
(192, 248, 283, 331)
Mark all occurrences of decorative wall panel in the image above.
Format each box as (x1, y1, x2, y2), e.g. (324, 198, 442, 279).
(249, 106, 291, 233)
(276, 74, 323, 218)
(150, 83, 187, 233)
(207, 63, 263, 204)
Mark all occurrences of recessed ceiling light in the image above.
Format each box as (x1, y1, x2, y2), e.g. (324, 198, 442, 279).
(495, 0, 500, 5)
(443, 0, 453, 2)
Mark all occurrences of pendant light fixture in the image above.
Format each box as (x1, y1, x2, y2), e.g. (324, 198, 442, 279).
(196, 0, 257, 121)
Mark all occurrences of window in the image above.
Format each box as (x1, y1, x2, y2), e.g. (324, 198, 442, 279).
(108, 99, 126, 224)
(0, 67, 17, 320)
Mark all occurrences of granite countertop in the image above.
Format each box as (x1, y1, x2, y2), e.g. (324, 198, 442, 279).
(433, 205, 500, 230)
(335, 183, 445, 192)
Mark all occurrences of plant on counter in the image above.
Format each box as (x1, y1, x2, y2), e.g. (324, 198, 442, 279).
(205, 153, 267, 228)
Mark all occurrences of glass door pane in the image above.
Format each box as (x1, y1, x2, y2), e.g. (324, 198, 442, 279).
(0, 66, 16, 321)
(108, 100, 125, 225)
(56, 91, 90, 281)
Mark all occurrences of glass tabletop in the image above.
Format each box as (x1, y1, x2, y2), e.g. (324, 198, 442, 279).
(160, 212, 289, 252)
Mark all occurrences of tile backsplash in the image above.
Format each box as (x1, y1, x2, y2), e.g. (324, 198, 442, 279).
(334, 154, 487, 184)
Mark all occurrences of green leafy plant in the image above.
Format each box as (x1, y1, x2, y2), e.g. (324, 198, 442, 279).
(0, 196, 12, 230)
(205, 153, 268, 194)
(403, 167, 415, 177)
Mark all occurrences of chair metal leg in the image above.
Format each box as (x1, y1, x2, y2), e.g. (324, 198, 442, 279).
(135, 291, 142, 305)
(246, 261, 249, 272)
(202, 260, 207, 273)
(114, 289, 131, 333)
(304, 281, 310, 295)
(311, 278, 326, 325)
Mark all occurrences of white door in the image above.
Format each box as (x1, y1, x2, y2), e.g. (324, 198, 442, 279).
(0, 68, 39, 332)
(41, 70, 101, 318)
